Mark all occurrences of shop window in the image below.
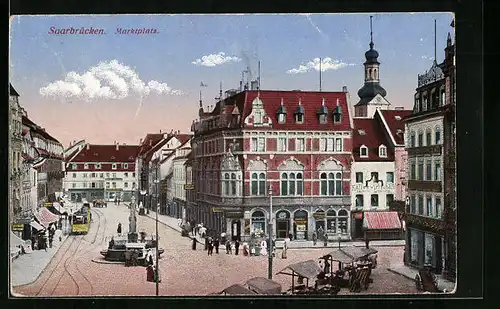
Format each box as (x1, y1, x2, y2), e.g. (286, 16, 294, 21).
(326, 209, 337, 233)
(337, 209, 348, 234)
(424, 233, 435, 266)
(251, 210, 266, 237)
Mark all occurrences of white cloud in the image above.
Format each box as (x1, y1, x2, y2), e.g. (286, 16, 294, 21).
(40, 59, 183, 100)
(191, 52, 241, 67)
(286, 57, 356, 74)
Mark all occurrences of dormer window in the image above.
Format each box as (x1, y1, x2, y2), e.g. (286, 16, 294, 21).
(333, 99, 342, 123)
(295, 99, 304, 124)
(379, 145, 387, 157)
(276, 98, 287, 124)
(360, 145, 368, 158)
(112, 163, 117, 170)
(395, 116, 402, 120)
(317, 98, 328, 124)
(123, 163, 128, 169)
(95, 163, 101, 169)
(84, 163, 89, 169)
(72, 163, 77, 170)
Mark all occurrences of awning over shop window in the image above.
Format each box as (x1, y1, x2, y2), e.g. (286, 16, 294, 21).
(35, 207, 60, 228)
(363, 211, 401, 230)
(11, 231, 26, 247)
(30, 220, 45, 231)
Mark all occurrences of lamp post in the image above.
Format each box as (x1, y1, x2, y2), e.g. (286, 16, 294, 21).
(268, 184, 273, 280)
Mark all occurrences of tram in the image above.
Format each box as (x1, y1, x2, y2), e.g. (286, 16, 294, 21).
(71, 202, 91, 234)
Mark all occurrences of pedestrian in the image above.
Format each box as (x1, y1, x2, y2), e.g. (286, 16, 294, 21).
(117, 223, 122, 235)
(214, 238, 220, 254)
(282, 238, 288, 259)
(207, 237, 213, 256)
(226, 240, 232, 254)
(177, 218, 182, 227)
(312, 231, 317, 246)
(192, 237, 197, 250)
(235, 240, 240, 255)
(323, 232, 328, 247)
(204, 236, 208, 251)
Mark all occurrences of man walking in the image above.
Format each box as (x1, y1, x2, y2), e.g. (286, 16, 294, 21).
(214, 238, 220, 254)
(235, 239, 240, 255)
(312, 230, 317, 246)
(207, 237, 214, 256)
(225, 240, 232, 254)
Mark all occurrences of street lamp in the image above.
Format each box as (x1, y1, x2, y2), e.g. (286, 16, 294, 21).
(268, 184, 273, 280)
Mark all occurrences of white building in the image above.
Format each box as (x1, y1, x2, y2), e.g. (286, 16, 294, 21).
(64, 142, 139, 202)
(171, 139, 191, 222)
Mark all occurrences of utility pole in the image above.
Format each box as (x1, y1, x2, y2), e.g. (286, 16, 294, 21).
(268, 184, 273, 280)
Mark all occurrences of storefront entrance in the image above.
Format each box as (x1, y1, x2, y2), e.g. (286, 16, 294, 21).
(276, 210, 290, 239)
(293, 210, 308, 240)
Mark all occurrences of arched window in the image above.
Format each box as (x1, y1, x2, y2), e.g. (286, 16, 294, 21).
(410, 131, 416, 148)
(335, 172, 342, 195)
(368, 68, 372, 79)
(280, 172, 303, 196)
(326, 209, 337, 233)
(231, 173, 237, 195)
(251, 172, 266, 196)
(426, 128, 432, 146)
(337, 209, 348, 234)
(251, 210, 266, 236)
(222, 173, 230, 196)
(320, 173, 327, 195)
(417, 131, 424, 147)
(435, 127, 441, 144)
(374, 68, 378, 79)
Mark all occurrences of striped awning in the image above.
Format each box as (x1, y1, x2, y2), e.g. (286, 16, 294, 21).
(363, 211, 402, 230)
(30, 220, 45, 231)
(35, 207, 60, 227)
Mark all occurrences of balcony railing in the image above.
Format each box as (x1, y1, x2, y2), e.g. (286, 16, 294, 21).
(199, 195, 351, 207)
(407, 180, 442, 192)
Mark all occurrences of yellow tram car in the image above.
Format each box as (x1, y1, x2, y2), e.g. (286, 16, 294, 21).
(71, 202, 91, 234)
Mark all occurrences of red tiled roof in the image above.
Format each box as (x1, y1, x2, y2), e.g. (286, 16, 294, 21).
(175, 134, 192, 145)
(70, 144, 139, 163)
(364, 211, 401, 230)
(139, 133, 165, 156)
(217, 90, 351, 131)
(353, 118, 394, 161)
(65, 148, 80, 161)
(36, 148, 49, 156)
(378, 110, 412, 145)
(22, 115, 37, 129)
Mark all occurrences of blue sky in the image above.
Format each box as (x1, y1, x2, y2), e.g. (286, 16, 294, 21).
(9, 13, 454, 146)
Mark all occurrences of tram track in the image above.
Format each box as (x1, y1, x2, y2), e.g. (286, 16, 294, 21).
(34, 207, 107, 296)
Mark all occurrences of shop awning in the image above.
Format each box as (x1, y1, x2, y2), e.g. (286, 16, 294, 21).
(276, 260, 322, 279)
(30, 220, 45, 231)
(10, 231, 26, 247)
(221, 284, 256, 295)
(363, 211, 402, 230)
(35, 207, 60, 227)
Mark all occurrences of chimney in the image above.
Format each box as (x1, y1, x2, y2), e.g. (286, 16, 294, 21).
(160, 129, 162, 134)
(342, 86, 348, 92)
(149, 139, 152, 146)
(116, 143, 119, 151)
(86, 143, 90, 150)
(139, 138, 143, 144)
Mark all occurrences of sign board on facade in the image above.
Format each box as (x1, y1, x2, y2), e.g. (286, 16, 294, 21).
(313, 212, 325, 219)
(184, 184, 195, 190)
(212, 207, 223, 213)
(44, 202, 53, 207)
(351, 182, 395, 193)
(225, 211, 244, 218)
(12, 223, 24, 231)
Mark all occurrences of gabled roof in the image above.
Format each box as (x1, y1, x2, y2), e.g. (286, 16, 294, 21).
(378, 109, 413, 146)
(353, 117, 394, 162)
(209, 90, 351, 131)
(138, 133, 165, 156)
(175, 134, 192, 145)
(70, 144, 139, 163)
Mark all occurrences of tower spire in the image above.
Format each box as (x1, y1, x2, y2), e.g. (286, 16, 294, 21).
(219, 81, 223, 100)
(434, 19, 437, 63)
(369, 15, 374, 49)
(319, 57, 322, 92)
(199, 90, 202, 108)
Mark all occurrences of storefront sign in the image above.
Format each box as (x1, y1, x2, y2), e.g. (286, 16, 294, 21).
(278, 212, 288, 219)
(212, 207, 223, 213)
(12, 223, 24, 231)
(44, 202, 53, 207)
(184, 184, 195, 190)
(351, 182, 394, 193)
(313, 212, 325, 219)
(225, 211, 243, 218)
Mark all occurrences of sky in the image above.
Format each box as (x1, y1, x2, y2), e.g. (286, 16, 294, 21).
(9, 13, 454, 148)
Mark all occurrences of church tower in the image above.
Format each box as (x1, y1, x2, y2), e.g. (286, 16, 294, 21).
(355, 16, 390, 118)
